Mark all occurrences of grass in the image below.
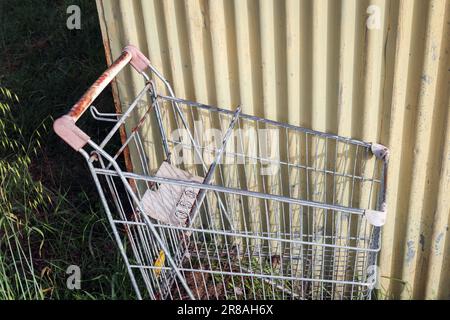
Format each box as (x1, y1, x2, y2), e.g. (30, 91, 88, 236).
(0, 0, 134, 299)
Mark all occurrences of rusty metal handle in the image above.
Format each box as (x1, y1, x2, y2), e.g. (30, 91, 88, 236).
(53, 45, 151, 151)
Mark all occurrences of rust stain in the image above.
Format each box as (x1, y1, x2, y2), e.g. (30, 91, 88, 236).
(68, 50, 132, 121)
(131, 103, 153, 133)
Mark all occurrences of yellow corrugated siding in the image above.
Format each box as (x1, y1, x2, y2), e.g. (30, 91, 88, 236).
(96, 0, 450, 299)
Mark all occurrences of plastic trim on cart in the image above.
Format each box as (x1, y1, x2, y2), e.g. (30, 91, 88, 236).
(371, 143, 390, 162)
(364, 208, 387, 227)
(53, 115, 90, 151)
(124, 45, 151, 73)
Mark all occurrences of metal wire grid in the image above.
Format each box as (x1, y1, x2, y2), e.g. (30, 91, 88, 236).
(79, 77, 385, 300)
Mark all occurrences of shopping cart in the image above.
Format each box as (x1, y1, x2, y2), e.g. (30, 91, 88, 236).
(54, 45, 389, 300)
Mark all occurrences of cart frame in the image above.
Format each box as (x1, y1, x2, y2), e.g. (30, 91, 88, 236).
(54, 45, 389, 300)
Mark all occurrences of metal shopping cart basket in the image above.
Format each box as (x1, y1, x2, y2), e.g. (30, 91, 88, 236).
(54, 45, 389, 300)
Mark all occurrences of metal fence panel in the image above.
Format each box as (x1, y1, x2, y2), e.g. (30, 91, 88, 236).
(95, 0, 450, 299)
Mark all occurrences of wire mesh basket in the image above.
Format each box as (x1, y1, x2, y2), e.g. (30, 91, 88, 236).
(54, 45, 389, 300)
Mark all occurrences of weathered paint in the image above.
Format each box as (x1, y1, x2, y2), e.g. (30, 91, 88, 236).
(96, 0, 450, 299)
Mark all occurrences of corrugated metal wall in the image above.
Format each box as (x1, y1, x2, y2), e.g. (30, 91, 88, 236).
(95, 0, 450, 299)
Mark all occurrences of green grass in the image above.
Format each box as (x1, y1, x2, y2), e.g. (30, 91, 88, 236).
(0, 0, 133, 299)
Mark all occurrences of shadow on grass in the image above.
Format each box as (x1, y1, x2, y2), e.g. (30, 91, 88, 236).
(0, 0, 134, 299)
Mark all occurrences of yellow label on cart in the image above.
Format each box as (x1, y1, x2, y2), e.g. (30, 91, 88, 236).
(154, 250, 165, 277)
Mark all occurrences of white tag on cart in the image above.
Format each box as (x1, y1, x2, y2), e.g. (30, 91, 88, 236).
(140, 162, 203, 227)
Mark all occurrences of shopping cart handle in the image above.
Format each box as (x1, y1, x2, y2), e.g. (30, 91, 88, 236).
(53, 115, 91, 151)
(53, 45, 151, 151)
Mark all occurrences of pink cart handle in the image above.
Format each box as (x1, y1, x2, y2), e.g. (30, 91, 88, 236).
(54, 45, 151, 151)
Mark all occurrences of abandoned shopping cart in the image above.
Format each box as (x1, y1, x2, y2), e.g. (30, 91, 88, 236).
(54, 45, 389, 300)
